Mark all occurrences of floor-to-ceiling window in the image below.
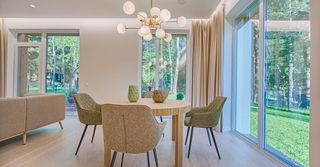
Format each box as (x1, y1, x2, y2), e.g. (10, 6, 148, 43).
(264, 0, 310, 166)
(15, 32, 80, 113)
(233, 0, 310, 166)
(141, 34, 188, 100)
(46, 34, 80, 112)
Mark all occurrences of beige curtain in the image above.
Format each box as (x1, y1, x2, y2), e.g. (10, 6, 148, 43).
(191, 7, 224, 107)
(0, 18, 5, 97)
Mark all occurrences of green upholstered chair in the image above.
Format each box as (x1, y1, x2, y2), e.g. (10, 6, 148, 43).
(184, 96, 227, 159)
(73, 93, 102, 155)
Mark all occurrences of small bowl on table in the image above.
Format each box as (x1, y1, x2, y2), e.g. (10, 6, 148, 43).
(152, 90, 169, 103)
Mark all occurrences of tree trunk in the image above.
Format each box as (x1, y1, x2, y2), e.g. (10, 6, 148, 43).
(62, 38, 66, 92)
(300, 42, 309, 108)
(168, 42, 174, 93)
(173, 37, 186, 95)
(173, 37, 180, 95)
(51, 37, 56, 93)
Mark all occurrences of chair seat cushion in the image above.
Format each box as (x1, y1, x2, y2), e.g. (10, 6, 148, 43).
(184, 116, 191, 126)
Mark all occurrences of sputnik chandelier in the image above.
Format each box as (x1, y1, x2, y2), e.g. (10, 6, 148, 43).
(117, 0, 187, 42)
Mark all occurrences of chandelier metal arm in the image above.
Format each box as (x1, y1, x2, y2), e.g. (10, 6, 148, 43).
(126, 27, 140, 30)
(118, 0, 186, 42)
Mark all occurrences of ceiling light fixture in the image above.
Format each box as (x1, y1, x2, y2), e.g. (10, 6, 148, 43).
(29, 4, 36, 8)
(117, 0, 187, 42)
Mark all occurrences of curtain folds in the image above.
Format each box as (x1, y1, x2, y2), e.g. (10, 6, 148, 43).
(0, 18, 5, 97)
(191, 7, 224, 108)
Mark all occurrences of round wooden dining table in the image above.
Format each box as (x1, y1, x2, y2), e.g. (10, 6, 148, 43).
(102, 98, 191, 167)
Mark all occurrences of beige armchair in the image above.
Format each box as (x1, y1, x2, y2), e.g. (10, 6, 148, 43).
(101, 104, 166, 167)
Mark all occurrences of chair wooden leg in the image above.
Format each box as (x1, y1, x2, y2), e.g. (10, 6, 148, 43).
(185, 126, 190, 145)
(58, 121, 64, 130)
(75, 124, 88, 156)
(91, 125, 97, 143)
(153, 148, 159, 167)
(187, 127, 194, 158)
(22, 132, 27, 145)
(147, 152, 150, 167)
(120, 153, 125, 167)
(206, 128, 212, 146)
(209, 128, 221, 160)
(110, 151, 117, 167)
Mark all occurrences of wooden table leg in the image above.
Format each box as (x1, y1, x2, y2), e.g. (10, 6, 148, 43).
(172, 115, 177, 141)
(175, 113, 183, 167)
(104, 142, 111, 167)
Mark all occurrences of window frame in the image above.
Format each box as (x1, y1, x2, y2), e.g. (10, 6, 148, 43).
(11, 30, 80, 96)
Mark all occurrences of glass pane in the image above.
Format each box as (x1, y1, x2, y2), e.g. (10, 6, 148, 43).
(235, 5, 259, 142)
(265, 0, 310, 166)
(18, 46, 40, 95)
(141, 38, 156, 98)
(17, 33, 42, 43)
(158, 35, 187, 100)
(46, 35, 80, 110)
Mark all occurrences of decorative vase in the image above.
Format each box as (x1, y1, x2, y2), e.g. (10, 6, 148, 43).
(152, 89, 168, 103)
(128, 85, 139, 103)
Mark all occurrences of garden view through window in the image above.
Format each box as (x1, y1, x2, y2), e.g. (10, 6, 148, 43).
(235, 0, 310, 166)
(141, 34, 187, 100)
(16, 33, 80, 112)
(265, 0, 310, 166)
(46, 35, 80, 111)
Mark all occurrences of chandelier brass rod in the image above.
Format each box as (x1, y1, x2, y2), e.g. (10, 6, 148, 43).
(166, 20, 178, 23)
(126, 27, 140, 30)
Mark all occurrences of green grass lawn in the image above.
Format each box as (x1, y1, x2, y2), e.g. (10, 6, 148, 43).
(250, 106, 309, 166)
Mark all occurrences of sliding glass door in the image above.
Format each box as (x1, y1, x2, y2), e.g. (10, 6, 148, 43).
(264, 0, 310, 166)
(234, 0, 310, 166)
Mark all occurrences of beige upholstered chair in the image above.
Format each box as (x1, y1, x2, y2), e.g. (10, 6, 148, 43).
(102, 104, 166, 167)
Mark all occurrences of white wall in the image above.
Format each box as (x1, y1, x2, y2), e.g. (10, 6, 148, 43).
(310, 0, 320, 166)
(3, 18, 191, 103)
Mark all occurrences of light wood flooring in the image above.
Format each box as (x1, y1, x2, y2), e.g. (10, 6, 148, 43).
(0, 116, 280, 167)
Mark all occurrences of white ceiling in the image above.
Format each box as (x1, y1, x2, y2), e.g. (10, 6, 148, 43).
(0, 0, 220, 18)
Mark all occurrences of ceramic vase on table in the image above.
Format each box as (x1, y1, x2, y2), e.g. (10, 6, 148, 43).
(128, 85, 139, 103)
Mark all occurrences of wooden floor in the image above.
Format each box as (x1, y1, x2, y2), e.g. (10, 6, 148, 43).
(0, 116, 280, 167)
